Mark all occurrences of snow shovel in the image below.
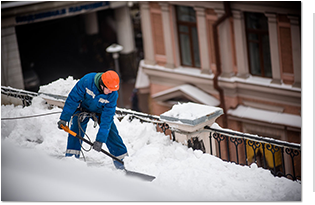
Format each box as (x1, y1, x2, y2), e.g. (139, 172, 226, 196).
(60, 124, 156, 182)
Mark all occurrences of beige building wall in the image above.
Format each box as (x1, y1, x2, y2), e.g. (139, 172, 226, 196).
(138, 1, 301, 149)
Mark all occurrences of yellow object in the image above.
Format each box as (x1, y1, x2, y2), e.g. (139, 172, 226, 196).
(246, 142, 282, 168)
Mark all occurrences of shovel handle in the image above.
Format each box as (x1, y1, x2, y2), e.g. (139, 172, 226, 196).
(59, 122, 155, 181)
(59, 124, 124, 165)
(60, 124, 77, 137)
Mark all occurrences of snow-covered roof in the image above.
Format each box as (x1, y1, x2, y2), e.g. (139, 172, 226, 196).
(152, 84, 220, 106)
(227, 105, 301, 128)
(1, 76, 302, 200)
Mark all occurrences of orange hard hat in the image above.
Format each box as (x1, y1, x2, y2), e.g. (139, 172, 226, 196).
(101, 70, 120, 91)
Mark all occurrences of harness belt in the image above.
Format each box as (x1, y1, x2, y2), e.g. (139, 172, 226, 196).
(75, 107, 101, 128)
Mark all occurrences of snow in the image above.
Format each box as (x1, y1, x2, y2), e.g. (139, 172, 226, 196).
(161, 102, 221, 120)
(38, 76, 78, 96)
(136, 60, 301, 93)
(228, 105, 301, 128)
(152, 84, 220, 106)
(1, 77, 301, 201)
(136, 60, 214, 87)
(106, 44, 123, 53)
(219, 75, 301, 92)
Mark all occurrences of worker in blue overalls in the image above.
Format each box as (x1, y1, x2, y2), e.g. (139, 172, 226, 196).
(57, 70, 127, 169)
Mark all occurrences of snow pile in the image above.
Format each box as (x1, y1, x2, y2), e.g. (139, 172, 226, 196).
(38, 76, 78, 96)
(161, 102, 221, 120)
(1, 76, 301, 201)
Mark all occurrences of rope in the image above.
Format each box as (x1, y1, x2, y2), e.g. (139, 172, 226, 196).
(1, 111, 62, 120)
(1, 109, 96, 162)
(72, 112, 98, 161)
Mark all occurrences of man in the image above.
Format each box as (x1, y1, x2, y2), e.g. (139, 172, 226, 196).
(57, 70, 128, 169)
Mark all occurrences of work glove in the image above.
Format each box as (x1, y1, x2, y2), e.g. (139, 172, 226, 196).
(57, 120, 67, 129)
(93, 141, 103, 152)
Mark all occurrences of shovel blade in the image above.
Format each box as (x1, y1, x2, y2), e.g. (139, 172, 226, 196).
(124, 169, 156, 182)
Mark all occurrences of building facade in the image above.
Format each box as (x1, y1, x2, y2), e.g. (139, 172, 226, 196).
(1, 1, 138, 92)
(136, 1, 301, 147)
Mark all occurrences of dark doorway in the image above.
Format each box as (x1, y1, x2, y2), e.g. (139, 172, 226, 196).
(16, 9, 117, 92)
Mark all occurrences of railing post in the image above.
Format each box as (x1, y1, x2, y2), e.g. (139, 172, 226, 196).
(226, 136, 230, 162)
(290, 151, 296, 181)
(159, 103, 223, 155)
(262, 143, 267, 169)
(281, 147, 286, 177)
(244, 139, 248, 166)
(285, 148, 299, 180)
(213, 132, 222, 158)
(230, 137, 241, 164)
(209, 132, 213, 155)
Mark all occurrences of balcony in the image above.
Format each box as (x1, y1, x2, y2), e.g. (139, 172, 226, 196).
(1, 85, 301, 181)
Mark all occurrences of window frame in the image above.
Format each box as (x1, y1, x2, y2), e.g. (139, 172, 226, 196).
(244, 12, 272, 78)
(175, 6, 200, 68)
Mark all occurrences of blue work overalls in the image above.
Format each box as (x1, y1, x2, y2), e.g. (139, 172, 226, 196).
(59, 73, 128, 162)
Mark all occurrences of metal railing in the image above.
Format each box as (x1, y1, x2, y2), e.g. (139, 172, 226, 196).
(113, 108, 302, 181)
(204, 126, 301, 181)
(1, 86, 38, 106)
(1, 86, 301, 181)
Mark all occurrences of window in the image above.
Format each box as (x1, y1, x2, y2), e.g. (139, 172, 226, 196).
(176, 6, 200, 68)
(245, 12, 272, 78)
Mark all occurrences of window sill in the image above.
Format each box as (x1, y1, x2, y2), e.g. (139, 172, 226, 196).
(218, 75, 301, 92)
(140, 60, 214, 80)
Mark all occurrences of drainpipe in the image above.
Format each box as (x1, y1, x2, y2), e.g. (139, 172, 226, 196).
(213, 1, 232, 128)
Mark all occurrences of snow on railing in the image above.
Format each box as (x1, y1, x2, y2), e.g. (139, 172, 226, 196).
(1, 86, 38, 106)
